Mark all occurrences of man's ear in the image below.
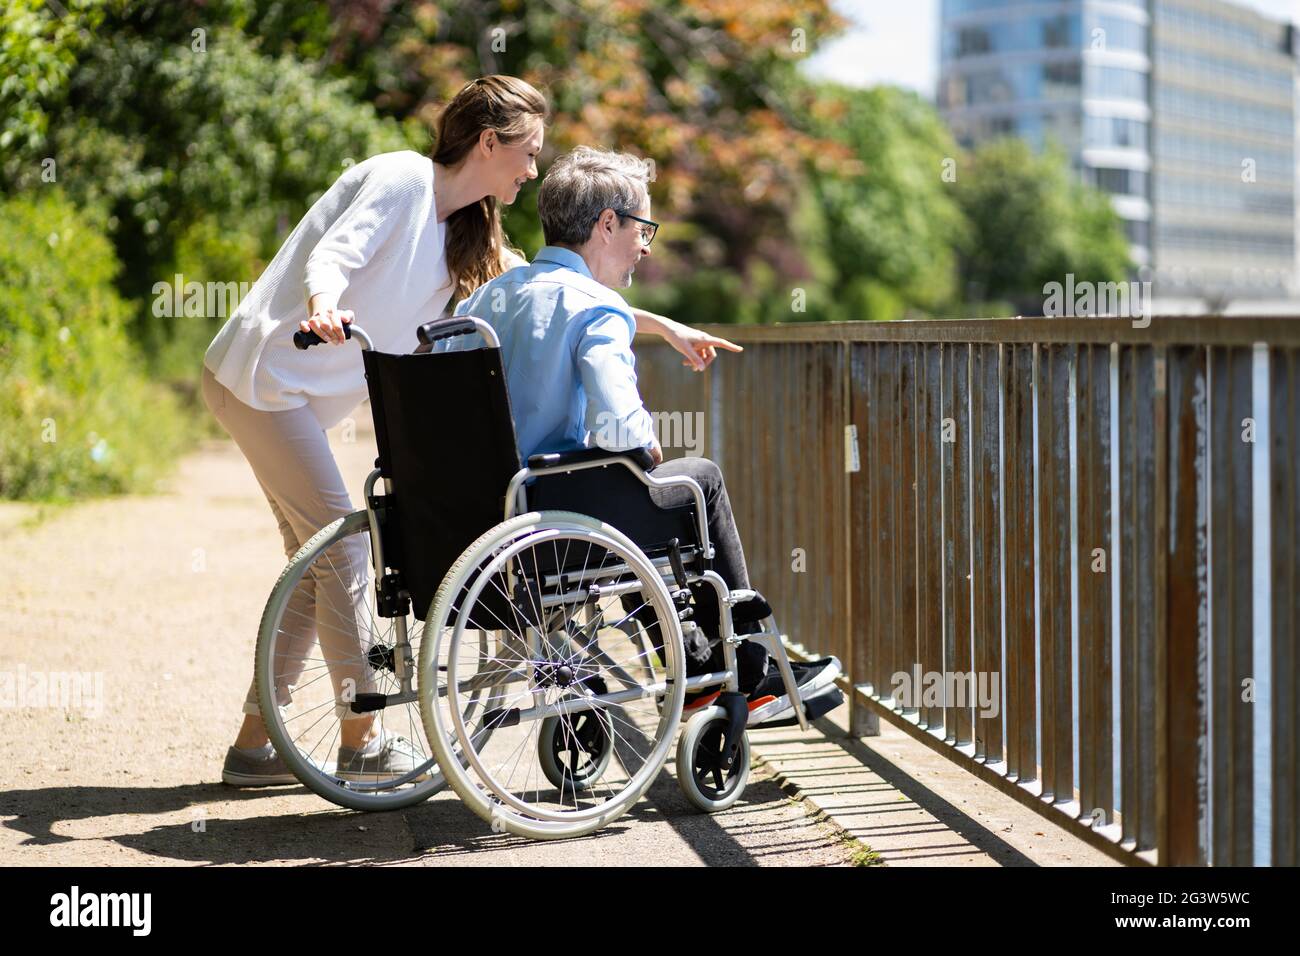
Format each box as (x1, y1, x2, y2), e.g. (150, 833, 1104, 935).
(597, 208, 618, 245)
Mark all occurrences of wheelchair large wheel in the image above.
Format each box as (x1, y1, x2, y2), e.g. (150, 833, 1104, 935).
(420, 511, 686, 840)
(255, 511, 501, 812)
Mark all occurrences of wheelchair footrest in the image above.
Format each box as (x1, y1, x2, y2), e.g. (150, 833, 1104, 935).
(750, 687, 844, 730)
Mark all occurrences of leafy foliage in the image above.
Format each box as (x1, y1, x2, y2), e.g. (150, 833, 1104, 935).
(0, 0, 104, 174)
(951, 138, 1132, 308)
(805, 84, 970, 320)
(0, 190, 190, 498)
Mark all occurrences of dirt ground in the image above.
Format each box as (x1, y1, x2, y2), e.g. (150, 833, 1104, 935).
(0, 408, 857, 866)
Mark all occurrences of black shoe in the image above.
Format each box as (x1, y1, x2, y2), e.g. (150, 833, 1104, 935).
(745, 656, 842, 727)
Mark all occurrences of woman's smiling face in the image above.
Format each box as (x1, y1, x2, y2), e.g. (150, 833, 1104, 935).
(492, 119, 543, 204)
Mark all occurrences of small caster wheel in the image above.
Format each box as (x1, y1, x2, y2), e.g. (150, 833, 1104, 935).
(538, 706, 613, 795)
(677, 706, 750, 812)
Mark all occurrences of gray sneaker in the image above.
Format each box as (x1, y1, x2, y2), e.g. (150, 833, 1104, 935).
(221, 743, 298, 787)
(334, 731, 428, 782)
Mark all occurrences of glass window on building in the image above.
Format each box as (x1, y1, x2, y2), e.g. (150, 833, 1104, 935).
(1086, 66, 1150, 101)
(957, 26, 992, 55)
(1091, 166, 1150, 198)
(965, 68, 1016, 104)
(1040, 111, 1083, 152)
(1156, 87, 1292, 137)
(945, 114, 1021, 146)
(1043, 61, 1083, 100)
(1085, 115, 1149, 150)
(1089, 16, 1148, 54)
(1124, 219, 1151, 248)
(1043, 15, 1073, 48)
(946, 15, 1084, 59)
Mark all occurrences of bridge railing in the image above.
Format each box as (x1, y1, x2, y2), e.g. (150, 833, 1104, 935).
(634, 317, 1299, 867)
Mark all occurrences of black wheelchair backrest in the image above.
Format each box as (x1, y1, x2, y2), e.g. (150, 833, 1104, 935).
(362, 345, 521, 621)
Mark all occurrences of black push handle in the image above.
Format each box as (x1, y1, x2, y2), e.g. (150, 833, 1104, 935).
(294, 323, 354, 350)
(416, 317, 482, 346)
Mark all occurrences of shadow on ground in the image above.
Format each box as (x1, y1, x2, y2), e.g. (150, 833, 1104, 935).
(1, 763, 841, 866)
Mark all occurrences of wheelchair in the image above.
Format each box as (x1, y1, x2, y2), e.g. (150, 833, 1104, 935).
(253, 315, 809, 839)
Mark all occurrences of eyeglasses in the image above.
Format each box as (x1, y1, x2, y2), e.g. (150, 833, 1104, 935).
(594, 210, 659, 247)
(619, 212, 659, 247)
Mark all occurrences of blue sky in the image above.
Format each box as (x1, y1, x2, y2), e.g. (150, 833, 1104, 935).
(802, 0, 1300, 97)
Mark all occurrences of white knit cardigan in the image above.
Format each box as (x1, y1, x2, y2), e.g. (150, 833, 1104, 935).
(204, 150, 452, 429)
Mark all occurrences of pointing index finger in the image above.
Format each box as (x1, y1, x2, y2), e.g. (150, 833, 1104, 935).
(705, 336, 743, 352)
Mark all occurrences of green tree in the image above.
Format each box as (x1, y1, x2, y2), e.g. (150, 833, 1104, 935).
(2, 3, 419, 358)
(0, 190, 190, 498)
(0, 0, 104, 181)
(952, 138, 1132, 309)
(38, 28, 416, 297)
(804, 83, 970, 321)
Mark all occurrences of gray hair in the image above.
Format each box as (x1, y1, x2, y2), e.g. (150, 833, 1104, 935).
(537, 146, 653, 246)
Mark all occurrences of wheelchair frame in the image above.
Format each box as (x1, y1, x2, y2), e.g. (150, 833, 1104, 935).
(263, 315, 808, 836)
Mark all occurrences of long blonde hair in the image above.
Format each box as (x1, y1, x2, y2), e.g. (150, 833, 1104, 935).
(431, 75, 549, 300)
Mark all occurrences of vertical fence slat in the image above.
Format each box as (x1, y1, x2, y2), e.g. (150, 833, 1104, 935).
(1226, 347, 1254, 866)
(832, 342, 850, 671)
(809, 344, 827, 656)
(1077, 345, 1097, 816)
(1120, 345, 1160, 850)
(914, 342, 932, 723)
(1209, 365, 1228, 869)
(1039, 343, 1059, 795)
(918, 344, 945, 729)
(849, 343, 874, 704)
(881, 343, 901, 703)
(864, 343, 885, 697)
(1209, 345, 1255, 865)
(897, 344, 920, 712)
(970, 343, 989, 748)
(1078, 343, 1113, 824)
(944, 343, 973, 742)
(1120, 344, 1138, 843)
(1039, 344, 1073, 800)
(1005, 343, 1037, 782)
(972, 343, 1003, 761)
(1163, 345, 1209, 866)
(1271, 347, 1299, 867)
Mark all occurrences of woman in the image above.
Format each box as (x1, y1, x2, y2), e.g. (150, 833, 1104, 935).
(203, 75, 739, 786)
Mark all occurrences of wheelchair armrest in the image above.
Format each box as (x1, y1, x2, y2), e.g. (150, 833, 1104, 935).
(527, 446, 655, 473)
(507, 447, 712, 561)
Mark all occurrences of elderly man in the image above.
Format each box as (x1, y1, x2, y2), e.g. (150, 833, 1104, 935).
(446, 145, 842, 724)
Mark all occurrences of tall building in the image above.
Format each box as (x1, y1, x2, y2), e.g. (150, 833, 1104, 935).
(1153, 0, 1297, 300)
(938, 0, 1299, 303)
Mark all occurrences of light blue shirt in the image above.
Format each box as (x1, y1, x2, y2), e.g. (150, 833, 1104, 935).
(443, 245, 656, 461)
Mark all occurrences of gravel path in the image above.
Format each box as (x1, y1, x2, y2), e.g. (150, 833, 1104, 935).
(0, 409, 855, 867)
